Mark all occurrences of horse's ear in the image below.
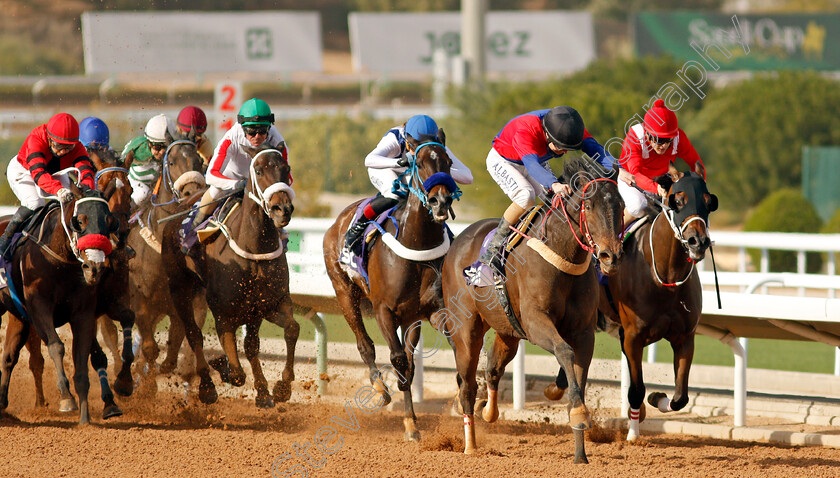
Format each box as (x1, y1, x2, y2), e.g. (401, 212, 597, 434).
(668, 162, 683, 182)
(706, 193, 719, 212)
(123, 151, 134, 169)
(668, 194, 678, 210)
(437, 128, 446, 146)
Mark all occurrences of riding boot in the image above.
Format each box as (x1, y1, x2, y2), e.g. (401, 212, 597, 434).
(343, 220, 369, 250)
(0, 206, 34, 260)
(478, 218, 510, 274)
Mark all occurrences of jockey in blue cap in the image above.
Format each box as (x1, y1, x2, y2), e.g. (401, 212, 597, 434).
(339, 114, 473, 264)
(79, 116, 111, 152)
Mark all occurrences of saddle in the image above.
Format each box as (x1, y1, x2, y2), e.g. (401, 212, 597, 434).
(196, 196, 241, 244)
(342, 198, 401, 284)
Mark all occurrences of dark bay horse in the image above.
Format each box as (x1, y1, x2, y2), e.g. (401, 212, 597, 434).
(125, 140, 216, 402)
(440, 159, 623, 461)
(597, 170, 717, 441)
(161, 145, 297, 408)
(0, 187, 118, 424)
(323, 136, 458, 441)
(22, 148, 135, 415)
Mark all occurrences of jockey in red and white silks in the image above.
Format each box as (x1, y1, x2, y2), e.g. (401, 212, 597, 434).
(206, 122, 291, 195)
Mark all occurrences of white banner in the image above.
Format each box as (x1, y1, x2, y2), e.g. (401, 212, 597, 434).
(82, 11, 322, 74)
(349, 11, 595, 73)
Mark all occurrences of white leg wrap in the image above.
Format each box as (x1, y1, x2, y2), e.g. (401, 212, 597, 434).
(657, 396, 672, 413)
(627, 408, 641, 441)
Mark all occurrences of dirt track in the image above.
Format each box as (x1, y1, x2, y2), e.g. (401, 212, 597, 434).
(4, 355, 840, 478)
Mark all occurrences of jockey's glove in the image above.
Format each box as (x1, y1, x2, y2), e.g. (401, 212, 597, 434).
(396, 157, 409, 168)
(235, 179, 247, 190)
(57, 188, 75, 205)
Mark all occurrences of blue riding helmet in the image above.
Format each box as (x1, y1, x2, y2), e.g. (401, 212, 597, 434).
(79, 117, 110, 149)
(405, 115, 439, 142)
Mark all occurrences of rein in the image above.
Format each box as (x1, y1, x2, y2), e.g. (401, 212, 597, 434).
(394, 141, 462, 214)
(545, 177, 617, 256)
(151, 140, 196, 206)
(648, 207, 706, 288)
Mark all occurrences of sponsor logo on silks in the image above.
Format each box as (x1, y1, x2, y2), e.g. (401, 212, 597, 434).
(492, 164, 518, 191)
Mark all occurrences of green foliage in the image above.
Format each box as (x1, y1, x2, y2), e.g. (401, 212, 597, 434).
(0, 139, 24, 206)
(743, 188, 823, 272)
(0, 36, 80, 75)
(821, 207, 840, 233)
(688, 72, 840, 213)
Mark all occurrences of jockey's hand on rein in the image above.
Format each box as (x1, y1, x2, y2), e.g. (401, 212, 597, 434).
(58, 188, 75, 205)
(235, 179, 247, 190)
(396, 157, 410, 168)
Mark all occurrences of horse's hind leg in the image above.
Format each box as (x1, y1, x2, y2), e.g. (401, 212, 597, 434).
(109, 305, 136, 397)
(40, 317, 79, 414)
(480, 333, 521, 423)
(243, 321, 272, 408)
(0, 315, 31, 411)
(25, 326, 47, 407)
(334, 283, 385, 404)
(649, 333, 695, 414)
(98, 316, 122, 374)
(452, 320, 485, 455)
(169, 286, 217, 404)
(264, 296, 298, 403)
(90, 338, 123, 419)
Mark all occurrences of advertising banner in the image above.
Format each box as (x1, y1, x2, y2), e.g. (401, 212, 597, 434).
(82, 11, 322, 74)
(634, 12, 839, 71)
(349, 11, 595, 73)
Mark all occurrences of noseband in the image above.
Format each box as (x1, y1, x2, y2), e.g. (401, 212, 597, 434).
(247, 149, 295, 216)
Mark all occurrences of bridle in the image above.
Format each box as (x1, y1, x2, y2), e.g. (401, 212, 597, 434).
(247, 149, 295, 216)
(543, 177, 618, 257)
(151, 139, 197, 206)
(394, 141, 461, 215)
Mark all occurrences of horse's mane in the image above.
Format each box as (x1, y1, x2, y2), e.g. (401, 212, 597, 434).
(562, 157, 617, 194)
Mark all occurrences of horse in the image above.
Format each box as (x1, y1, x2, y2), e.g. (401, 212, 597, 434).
(161, 144, 297, 408)
(124, 139, 216, 403)
(21, 147, 135, 415)
(596, 169, 717, 441)
(439, 158, 624, 462)
(323, 135, 458, 441)
(0, 185, 119, 424)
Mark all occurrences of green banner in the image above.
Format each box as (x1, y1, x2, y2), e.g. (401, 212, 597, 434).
(634, 12, 840, 71)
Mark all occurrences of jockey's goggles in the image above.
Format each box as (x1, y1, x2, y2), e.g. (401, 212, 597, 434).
(149, 142, 167, 151)
(647, 133, 674, 146)
(243, 125, 269, 137)
(49, 139, 74, 154)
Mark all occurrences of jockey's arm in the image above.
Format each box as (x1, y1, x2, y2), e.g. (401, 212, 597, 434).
(364, 133, 403, 169)
(444, 146, 473, 185)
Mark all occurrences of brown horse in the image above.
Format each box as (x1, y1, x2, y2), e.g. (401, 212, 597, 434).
(440, 159, 624, 461)
(161, 145, 297, 408)
(22, 147, 135, 415)
(125, 140, 215, 402)
(0, 187, 119, 424)
(597, 169, 717, 441)
(324, 136, 458, 441)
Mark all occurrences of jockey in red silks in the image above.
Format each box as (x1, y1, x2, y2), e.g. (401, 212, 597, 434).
(0, 113, 97, 258)
(480, 105, 634, 269)
(618, 99, 705, 223)
(339, 114, 473, 264)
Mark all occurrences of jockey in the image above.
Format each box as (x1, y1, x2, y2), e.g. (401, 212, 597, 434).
(339, 114, 473, 263)
(0, 113, 96, 258)
(618, 99, 705, 223)
(79, 116, 112, 154)
(174, 105, 214, 165)
(189, 98, 289, 231)
(479, 105, 634, 269)
(123, 114, 176, 208)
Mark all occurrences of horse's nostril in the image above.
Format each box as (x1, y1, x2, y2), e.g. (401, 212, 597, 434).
(688, 237, 697, 246)
(599, 252, 612, 263)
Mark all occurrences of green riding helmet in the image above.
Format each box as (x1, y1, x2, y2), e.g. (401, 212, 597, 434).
(238, 98, 274, 125)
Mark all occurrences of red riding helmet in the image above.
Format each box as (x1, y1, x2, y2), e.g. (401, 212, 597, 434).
(46, 113, 80, 144)
(177, 106, 208, 134)
(643, 99, 678, 138)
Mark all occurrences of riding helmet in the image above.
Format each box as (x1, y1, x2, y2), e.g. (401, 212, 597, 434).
(542, 106, 584, 150)
(238, 98, 274, 126)
(46, 113, 80, 145)
(144, 114, 173, 143)
(643, 99, 679, 138)
(405, 114, 439, 143)
(177, 106, 207, 134)
(79, 117, 110, 149)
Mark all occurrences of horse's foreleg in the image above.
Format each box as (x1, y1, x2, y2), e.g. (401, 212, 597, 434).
(169, 287, 217, 405)
(97, 315, 122, 373)
(481, 333, 521, 423)
(621, 328, 647, 441)
(25, 326, 47, 407)
(42, 323, 78, 414)
(400, 320, 421, 442)
(71, 316, 96, 425)
(111, 305, 135, 397)
(243, 321, 272, 408)
(90, 338, 122, 419)
(264, 297, 298, 403)
(1, 315, 31, 410)
(160, 310, 186, 374)
(214, 324, 245, 387)
(650, 334, 695, 413)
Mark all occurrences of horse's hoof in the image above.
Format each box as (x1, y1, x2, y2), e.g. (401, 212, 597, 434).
(59, 397, 79, 412)
(463, 447, 476, 455)
(159, 360, 177, 374)
(273, 380, 292, 403)
(229, 367, 246, 387)
(198, 381, 218, 405)
(102, 404, 123, 419)
(404, 430, 421, 442)
(256, 393, 275, 409)
(481, 405, 499, 423)
(544, 384, 566, 401)
(573, 426, 589, 464)
(626, 429, 640, 442)
(647, 392, 668, 411)
(113, 377, 134, 397)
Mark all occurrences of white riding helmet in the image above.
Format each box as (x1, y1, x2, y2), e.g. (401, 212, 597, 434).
(144, 114, 174, 143)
